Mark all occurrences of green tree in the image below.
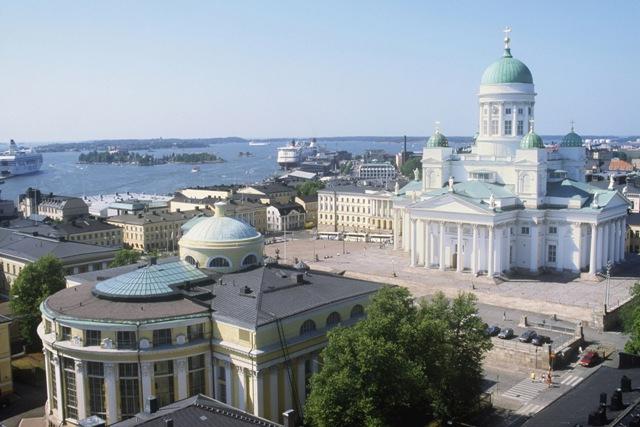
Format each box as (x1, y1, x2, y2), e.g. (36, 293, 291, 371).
(297, 181, 325, 197)
(304, 287, 492, 426)
(9, 255, 66, 347)
(109, 248, 141, 267)
(400, 157, 421, 180)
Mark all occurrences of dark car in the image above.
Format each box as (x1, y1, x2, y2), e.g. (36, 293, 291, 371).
(498, 328, 514, 339)
(518, 330, 537, 343)
(531, 335, 550, 346)
(485, 325, 501, 337)
(579, 351, 602, 367)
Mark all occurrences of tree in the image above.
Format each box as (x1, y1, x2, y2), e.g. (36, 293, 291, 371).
(400, 157, 421, 180)
(109, 248, 141, 267)
(297, 181, 325, 197)
(9, 255, 66, 347)
(304, 287, 492, 426)
(623, 283, 640, 353)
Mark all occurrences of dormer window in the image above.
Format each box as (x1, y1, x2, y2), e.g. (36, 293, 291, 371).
(469, 170, 496, 183)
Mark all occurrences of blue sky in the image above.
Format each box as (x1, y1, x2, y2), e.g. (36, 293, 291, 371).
(0, 1, 638, 141)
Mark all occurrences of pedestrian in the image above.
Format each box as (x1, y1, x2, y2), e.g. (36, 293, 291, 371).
(503, 311, 507, 322)
(530, 372, 536, 382)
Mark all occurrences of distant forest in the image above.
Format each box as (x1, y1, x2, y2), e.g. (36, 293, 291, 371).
(78, 150, 223, 165)
(38, 137, 246, 153)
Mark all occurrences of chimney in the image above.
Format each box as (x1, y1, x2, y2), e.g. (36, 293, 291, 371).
(214, 201, 227, 217)
(282, 409, 296, 427)
(145, 395, 159, 414)
(291, 273, 304, 285)
(621, 375, 632, 392)
(163, 419, 174, 427)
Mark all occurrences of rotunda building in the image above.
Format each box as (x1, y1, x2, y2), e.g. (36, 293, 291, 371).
(178, 202, 263, 272)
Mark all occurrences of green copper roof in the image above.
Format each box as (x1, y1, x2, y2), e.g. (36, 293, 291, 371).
(481, 48, 533, 85)
(561, 126, 583, 147)
(93, 261, 208, 300)
(520, 130, 544, 149)
(426, 130, 448, 148)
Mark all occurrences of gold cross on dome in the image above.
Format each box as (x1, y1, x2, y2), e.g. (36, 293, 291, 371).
(503, 26, 512, 48)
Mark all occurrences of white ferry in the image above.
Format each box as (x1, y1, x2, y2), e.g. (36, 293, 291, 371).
(276, 139, 318, 169)
(0, 140, 43, 177)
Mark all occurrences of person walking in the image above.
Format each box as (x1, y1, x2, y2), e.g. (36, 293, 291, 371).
(503, 311, 507, 322)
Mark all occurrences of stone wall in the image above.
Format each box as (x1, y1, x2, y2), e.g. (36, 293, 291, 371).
(485, 334, 583, 371)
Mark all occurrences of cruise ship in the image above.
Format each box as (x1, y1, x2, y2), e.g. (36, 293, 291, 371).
(276, 139, 318, 169)
(0, 140, 43, 177)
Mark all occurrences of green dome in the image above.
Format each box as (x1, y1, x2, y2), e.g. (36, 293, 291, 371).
(520, 130, 544, 149)
(426, 130, 448, 148)
(561, 130, 583, 148)
(481, 49, 533, 85)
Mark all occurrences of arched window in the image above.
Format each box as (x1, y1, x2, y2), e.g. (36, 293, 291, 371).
(185, 256, 197, 266)
(326, 312, 341, 328)
(209, 257, 230, 268)
(241, 254, 258, 267)
(520, 173, 532, 194)
(350, 305, 364, 319)
(299, 320, 317, 336)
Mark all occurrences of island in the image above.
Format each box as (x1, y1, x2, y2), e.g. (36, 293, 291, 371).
(78, 150, 224, 166)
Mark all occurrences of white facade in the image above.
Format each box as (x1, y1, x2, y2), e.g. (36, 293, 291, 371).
(355, 162, 396, 181)
(393, 35, 630, 277)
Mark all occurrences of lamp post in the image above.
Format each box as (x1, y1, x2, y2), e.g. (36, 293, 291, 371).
(605, 260, 612, 312)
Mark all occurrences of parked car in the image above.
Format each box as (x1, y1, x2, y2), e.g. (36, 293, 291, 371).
(498, 328, 514, 339)
(531, 335, 551, 346)
(579, 351, 602, 367)
(485, 325, 501, 337)
(518, 330, 537, 343)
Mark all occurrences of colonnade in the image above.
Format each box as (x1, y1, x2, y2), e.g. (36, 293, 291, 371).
(588, 217, 626, 275)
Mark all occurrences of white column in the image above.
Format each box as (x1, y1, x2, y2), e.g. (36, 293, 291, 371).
(603, 222, 610, 266)
(511, 104, 517, 136)
(269, 367, 279, 421)
(589, 223, 597, 275)
(43, 350, 53, 414)
(456, 223, 463, 272)
(596, 225, 604, 271)
(224, 361, 232, 405)
(205, 353, 213, 398)
(73, 360, 87, 420)
(609, 222, 616, 264)
(176, 358, 188, 400)
(297, 360, 306, 411)
(556, 225, 565, 272)
(530, 224, 538, 273)
(283, 366, 292, 411)
(572, 223, 582, 272)
(487, 226, 494, 277)
(393, 211, 399, 250)
(498, 101, 504, 136)
(424, 220, 430, 268)
(614, 220, 620, 262)
(471, 225, 478, 274)
(237, 367, 246, 411)
(620, 218, 627, 261)
(495, 226, 503, 274)
(253, 371, 263, 417)
(439, 222, 445, 271)
(410, 219, 417, 267)
(104, 362, 118, 425)
(141, 362, 153, 403)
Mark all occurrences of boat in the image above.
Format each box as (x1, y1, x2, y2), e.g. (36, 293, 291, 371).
(249, 141, 269, 146)
(276, 139, 318, 169)
(191, 166, 200, 173)
(0, 140, 43, 177)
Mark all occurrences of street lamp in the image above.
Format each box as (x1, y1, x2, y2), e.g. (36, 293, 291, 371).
(605, 260, 613, 311)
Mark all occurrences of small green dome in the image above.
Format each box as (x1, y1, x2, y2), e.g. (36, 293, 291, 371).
(520, 130, 544, 149)
(426, 130, 448, 148)
(481, 49, 533, 85)
(561, 130, 583, 148)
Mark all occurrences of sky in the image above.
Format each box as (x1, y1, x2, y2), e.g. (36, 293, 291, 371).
(0, 1, 638, 142)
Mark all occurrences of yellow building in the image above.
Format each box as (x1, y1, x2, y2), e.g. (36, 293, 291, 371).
(39, 207, 381, 426)
(107, 210, 200, 252)
(626, 213, 640, 253)
(237, 184, 297, 205)
(0, 315, 12, 399)
(295, 195, 318, 228)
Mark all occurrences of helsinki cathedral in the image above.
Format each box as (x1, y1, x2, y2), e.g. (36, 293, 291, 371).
(392, 29, 629, 278)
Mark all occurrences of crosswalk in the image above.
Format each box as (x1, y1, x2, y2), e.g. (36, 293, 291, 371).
(516, 403, 544, 416)
(558, 374, 584, 387)
(502, 379, 548, 402)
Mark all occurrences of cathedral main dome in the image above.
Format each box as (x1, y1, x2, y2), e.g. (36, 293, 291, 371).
(481, 48, 533, 85)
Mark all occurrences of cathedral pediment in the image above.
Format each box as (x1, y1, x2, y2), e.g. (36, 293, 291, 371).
(412, 193, 493, 215)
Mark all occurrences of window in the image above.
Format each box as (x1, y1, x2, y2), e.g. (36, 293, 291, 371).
(85, 330, 101, 346)
(528, 106, 532, 115)
(117, 331, 137, 350)
(504, 120, 512, 135)
(44, 319, 52, 334)
(217, 365, 227, 403)
(548, 244, 557, 263)
(326, 312, 341, 328)
(491, 120, 499, 135)
(119, 363, 140, 418)
(188, 355, 206, 396)
(185, 255, 197, 266)
(505, 107, 512, 115)
(241, 254, 258, 267)
(483, 106, 488, 116)
(188, 323, 204, 341)
(491, 105, 499, 115)
(63, 358, 78, 419)
(49, 351, 57, 409)
(549, 226, 557, 234)
(517, 120, 524, 135)
(61, 326, 72, 341)
(153, 329, 172, 346)
(350, 304, 365, 319)
(521, 227, 530, 235)
(87, 362, 105, 417)
(518, 108, 523, 115)
(154, 361, 175, 407)
(209, 257, 230, 268)
(299, 320, 317, 336)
